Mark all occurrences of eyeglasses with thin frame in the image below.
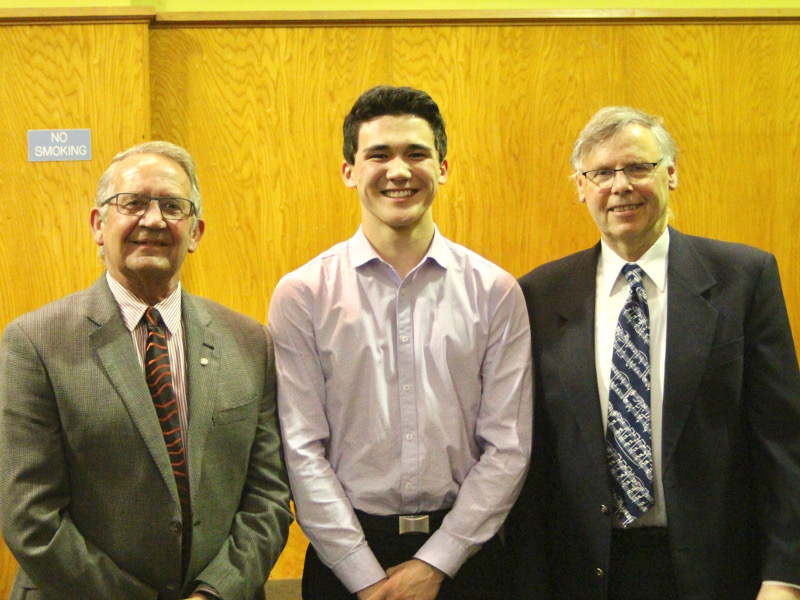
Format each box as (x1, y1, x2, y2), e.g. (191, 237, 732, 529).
(101, 193, 196, 221)
(581, 160, 662, 188)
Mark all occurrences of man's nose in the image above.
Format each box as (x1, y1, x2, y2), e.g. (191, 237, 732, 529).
(610, 169, 634, 193)
(139, 199, 167, 227)
(386, 157, 412, 180)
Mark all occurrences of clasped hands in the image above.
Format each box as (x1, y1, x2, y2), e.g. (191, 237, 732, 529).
(357, 558, 445, 600)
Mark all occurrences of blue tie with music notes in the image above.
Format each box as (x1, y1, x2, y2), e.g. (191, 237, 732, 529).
(606, 263, 655, 526)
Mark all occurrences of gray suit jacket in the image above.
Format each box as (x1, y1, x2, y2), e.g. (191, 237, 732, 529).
(0, 276, 293, 600)
(508, 228, 800, 599)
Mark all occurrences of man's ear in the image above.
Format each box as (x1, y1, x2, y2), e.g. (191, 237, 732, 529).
(576, 173, 587, 203)
(342, 162, 356, 188)
(667, 160, 678, 190)
(187, 219, 205, 253)
(90, 207, 105, 246)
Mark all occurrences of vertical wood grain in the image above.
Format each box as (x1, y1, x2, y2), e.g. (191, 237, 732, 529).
(3, 16, 800, 589)
(0, 19, 150, 599)
(148, 20, 800, 580)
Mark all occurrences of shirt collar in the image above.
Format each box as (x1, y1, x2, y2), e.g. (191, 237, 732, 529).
(599, 227, 669, 296)
(350, 225, 449, 271)
(105, 272, 183, 334)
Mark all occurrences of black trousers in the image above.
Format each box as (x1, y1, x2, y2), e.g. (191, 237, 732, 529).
(608, 527, 680, 600)
(301, 521, 508, 600)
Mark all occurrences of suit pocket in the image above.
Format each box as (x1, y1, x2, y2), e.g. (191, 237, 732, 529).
(10, 571, 40, 600)
(706, 337, 744, 367)
(212, 394, 259, 426)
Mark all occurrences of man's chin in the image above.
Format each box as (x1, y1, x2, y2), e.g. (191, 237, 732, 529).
(124, 257, 177, 280)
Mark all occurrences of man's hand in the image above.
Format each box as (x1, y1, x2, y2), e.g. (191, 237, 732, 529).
(757, 584, 800, 600)
(357, 578, 390, 600)
(379, 558, 445, 600)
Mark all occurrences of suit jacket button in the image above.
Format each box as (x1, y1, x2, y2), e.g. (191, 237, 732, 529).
(166, 583, 177, 591)
(170, 520, 181, 533)
(600, 504, 610, 515)
(596, 568, 604, 578)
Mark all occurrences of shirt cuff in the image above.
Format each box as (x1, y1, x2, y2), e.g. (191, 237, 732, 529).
(191, 582, 221, 599)
(331, 543, 386, 593)
(413, 528, 478, 578)
(763, 581, 800, 591)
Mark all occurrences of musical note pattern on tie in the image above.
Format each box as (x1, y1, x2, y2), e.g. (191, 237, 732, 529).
(144, 306, 192, 572)
(606, 264, 655, 527)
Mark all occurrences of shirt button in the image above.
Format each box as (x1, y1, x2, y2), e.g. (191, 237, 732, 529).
(403, 384, 410, 392)
(401, 336, 409, 343)
(401, 289, 408, 296)
(406, 433, 413, 440)
(405, 482, 413, 490)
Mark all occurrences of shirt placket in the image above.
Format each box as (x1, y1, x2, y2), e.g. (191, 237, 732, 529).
(396, 276, 419, 513)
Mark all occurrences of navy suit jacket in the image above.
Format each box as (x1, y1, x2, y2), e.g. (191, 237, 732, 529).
(507, 228, 800, 599)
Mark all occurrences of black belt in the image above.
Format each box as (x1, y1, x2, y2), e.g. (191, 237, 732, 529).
(612, 526, 669, 547)
(355, 509, 449, 535)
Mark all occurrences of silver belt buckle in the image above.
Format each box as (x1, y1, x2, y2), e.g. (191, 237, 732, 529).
(398, 514, 430, 535)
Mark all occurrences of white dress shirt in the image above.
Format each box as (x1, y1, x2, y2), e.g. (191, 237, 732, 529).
(106, 273, 189, 457)
(269, 226, 532, 593)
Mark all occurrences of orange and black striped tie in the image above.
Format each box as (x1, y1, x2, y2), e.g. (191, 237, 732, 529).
(144, 306, 192, 573)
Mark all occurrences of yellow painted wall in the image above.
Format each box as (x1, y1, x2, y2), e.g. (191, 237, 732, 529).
(5, 0, 800, 10)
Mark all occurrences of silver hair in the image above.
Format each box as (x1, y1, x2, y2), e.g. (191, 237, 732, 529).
(95, 141, 202, 219)
(571, 106, 679, 172)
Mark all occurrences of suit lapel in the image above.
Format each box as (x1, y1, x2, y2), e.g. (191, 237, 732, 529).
(553, 245, 608, 454)
(86, 276, 181, 506)
(661, 228, 719, 472)
(182, 292, 219, 495)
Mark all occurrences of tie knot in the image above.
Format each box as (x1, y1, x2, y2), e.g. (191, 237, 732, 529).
(621, 263, 648, 305)
(144, 306, 163, 331)
(621, 263, 646, 288)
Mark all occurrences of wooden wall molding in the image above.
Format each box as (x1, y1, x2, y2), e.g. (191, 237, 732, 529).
(3, 7, 800, 28)
(0, 7, 155, 25)
(152, 8, 800, 27)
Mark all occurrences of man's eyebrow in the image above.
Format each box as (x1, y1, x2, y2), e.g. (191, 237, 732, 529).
(362, 144, 390, 154)
(362, 143, 434, 154)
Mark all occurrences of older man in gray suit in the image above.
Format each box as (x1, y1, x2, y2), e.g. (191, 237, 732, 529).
(0, 142, 292, 600)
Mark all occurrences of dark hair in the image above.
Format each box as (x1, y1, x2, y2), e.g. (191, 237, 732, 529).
(343, 85, 447, 165)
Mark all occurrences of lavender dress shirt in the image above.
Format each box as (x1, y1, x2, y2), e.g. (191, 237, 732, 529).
(269, 227, 532, 593)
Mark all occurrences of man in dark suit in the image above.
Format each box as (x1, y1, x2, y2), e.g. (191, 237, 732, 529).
(0, 142, 293, 600)
(507, 107, 800, 599)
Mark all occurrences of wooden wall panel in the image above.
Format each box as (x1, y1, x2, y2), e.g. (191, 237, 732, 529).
(627, 23, 800, 340)
(2, 15, 800, 590)
(148, 20, 800, 581)
(150, 26, 391, 320)
(150, 25, 395, 578)
(0, 19, 150, 600)
(392, 24, 629, 272)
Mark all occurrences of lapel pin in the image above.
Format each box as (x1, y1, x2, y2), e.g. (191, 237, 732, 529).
(200, 358, 209, 366)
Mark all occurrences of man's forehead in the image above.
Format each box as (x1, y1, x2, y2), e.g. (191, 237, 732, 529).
(359, 114, 434, 139)
(113, 153, 190, 189)
(585, 124, 659, 163)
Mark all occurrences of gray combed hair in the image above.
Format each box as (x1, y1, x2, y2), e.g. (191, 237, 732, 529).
(571, 106, 678, 172)
(95, 141, 202, 219)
